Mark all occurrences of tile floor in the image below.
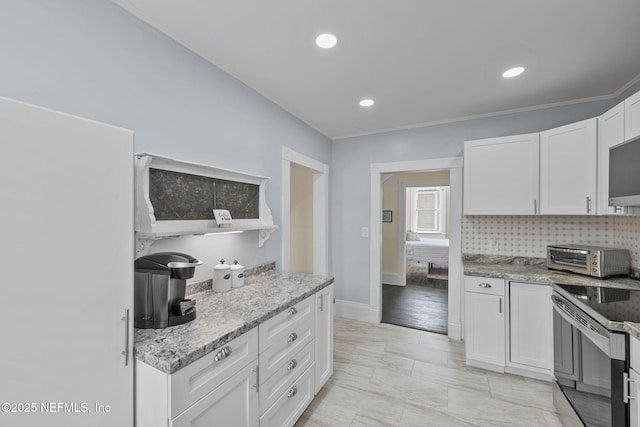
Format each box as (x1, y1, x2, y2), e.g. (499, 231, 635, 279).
(295, 317, 564, 427)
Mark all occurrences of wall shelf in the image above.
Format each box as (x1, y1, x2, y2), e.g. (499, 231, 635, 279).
(135, 153, 277, 256)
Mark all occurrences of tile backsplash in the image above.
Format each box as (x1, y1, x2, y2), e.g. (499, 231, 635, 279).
(462, 215, 640, 269)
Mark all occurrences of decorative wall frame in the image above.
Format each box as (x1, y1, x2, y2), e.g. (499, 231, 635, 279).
(134, 153, 277, 255)
(382, 210, 393, 223)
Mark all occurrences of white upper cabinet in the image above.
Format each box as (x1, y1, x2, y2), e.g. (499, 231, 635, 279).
(540, 118, 597, 215)
(625, 90, 640, 140)
(464, 133, 540, 215)
(597, 102, 625, 215)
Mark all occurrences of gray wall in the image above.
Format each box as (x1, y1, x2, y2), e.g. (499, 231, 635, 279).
(332, 81, 640, 304)
(0, 0, 332, 281)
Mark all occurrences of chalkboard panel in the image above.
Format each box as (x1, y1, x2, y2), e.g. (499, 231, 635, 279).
(149, 169, 259, 221)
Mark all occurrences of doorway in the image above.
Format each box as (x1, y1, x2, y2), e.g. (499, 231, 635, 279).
(281, 147, 329, 275)
(381, 172, 450, 334)
(370, 157, 463, 340)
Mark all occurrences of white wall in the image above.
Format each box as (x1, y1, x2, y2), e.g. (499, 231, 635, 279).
(0, 0, 332, 282)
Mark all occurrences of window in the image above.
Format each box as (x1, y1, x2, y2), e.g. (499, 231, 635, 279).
(408, 186, 448, 235)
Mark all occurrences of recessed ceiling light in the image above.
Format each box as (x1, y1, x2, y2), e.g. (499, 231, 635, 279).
(359, 99, 374, 107)
(315, 33, 338, 49)
(502, 66, 525, 78)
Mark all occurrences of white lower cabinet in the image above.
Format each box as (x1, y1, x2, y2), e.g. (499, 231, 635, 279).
(171, 362, 259, 427)
(507, 282, 552, 377)
(464, 276, 553, 380)
(464, 276, 505, 371)
(314, 283, 334, 394)
(136, 287, 334, 427)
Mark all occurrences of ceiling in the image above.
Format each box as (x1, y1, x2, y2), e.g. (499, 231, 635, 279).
(113, 0, 640, 140)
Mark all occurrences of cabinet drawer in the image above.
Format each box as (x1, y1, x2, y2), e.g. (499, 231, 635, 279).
(259, 295, 314, 351)
(259, 315, 314, 383)
(170, 328, 258, 418)
(260, 341, 314, 412)
(259, 364, 315, 427)
(464, 276, 504, 296)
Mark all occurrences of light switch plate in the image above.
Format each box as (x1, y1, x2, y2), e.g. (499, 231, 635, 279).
(361, 227, 369, 238)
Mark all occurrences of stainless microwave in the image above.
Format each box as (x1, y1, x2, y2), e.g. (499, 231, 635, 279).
(547, 244, 630, 278)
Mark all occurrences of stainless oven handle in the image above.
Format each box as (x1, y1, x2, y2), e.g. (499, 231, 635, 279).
(623, 372, 634, 404)
(552, 303, 610, 358)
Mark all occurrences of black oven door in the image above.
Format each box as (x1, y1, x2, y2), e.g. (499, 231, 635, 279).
(552, 302, 628, 427)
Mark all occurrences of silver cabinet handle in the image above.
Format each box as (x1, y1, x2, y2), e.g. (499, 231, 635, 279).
(287, 332, 298, 343)
(287, 307, 298, 316)
(287, 359, 298, 371)
(214, 346, 233, 361)
(586, 196, 591, 213)
(121, 309, 130, 366)
(478, 283, 492, 288)
(253, 365, 259, 392)
(533, 199, 537, 214)
(287, 385, 298, 398)
(624, 372, 635, 403)
(499, 297, 502, 314)
(319, 294, 324, 312)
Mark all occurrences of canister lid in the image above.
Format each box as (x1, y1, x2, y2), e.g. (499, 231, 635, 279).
(214, 259, 230, 270)
(230, 259, 244, 270)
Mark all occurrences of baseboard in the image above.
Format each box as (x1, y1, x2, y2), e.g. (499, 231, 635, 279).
(448, 322, 462, 340)
(382, 272, 404, 286)
(334, 299, 379, 323)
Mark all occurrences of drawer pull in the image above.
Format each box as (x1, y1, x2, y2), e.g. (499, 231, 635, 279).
(287, 359, 298, 371)
(287, 307, 298, 316)
(287, 332, 298, 343)
(287, 386, 298, 398)
(478, 283, 492, 288)
(213, 346, 233, 362)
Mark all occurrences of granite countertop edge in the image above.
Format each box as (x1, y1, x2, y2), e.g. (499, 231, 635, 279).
(625, 322, 640, 340)
(464, 261, 640, 290)
(134, 272, 334, 374)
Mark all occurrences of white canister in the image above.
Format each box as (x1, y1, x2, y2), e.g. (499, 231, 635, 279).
(212, 259, 231, 292)
(230, 260, 245, 288)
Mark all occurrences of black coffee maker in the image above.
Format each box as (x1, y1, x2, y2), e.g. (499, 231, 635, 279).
(134, 252, 202, 329)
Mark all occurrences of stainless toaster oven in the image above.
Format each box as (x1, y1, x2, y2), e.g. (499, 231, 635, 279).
(546, 244, 630, 278)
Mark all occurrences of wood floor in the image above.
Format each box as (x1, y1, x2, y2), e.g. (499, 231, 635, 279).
(295, 317, 564, 427)
(382, 278, 448, 334)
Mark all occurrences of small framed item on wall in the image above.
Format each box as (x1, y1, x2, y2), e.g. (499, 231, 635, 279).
(382, 210, 392, 223)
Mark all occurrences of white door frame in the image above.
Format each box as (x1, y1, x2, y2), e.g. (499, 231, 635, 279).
(282, 147, 329, 275)
(371, 157, 463, 340)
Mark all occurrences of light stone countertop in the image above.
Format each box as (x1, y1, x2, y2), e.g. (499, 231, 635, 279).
(464, 261, 640, 290)
(625, 322, 640, 340)
(134, 271, 334, 374)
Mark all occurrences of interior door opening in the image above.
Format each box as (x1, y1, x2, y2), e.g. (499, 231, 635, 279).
(381, 172, 450, 334)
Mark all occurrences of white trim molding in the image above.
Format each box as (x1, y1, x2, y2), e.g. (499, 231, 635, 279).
(370, 157, 464, 341)
(382, 272, 404, 286)
(281, 147, 329, 275)
(334, 299, 379, 323)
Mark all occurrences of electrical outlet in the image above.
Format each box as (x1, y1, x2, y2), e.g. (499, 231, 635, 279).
(488, 238, 500, 253)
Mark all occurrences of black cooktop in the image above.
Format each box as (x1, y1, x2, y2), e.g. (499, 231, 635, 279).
(555, 283, 640, 325)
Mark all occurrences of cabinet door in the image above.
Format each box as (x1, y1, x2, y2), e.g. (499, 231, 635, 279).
(171, 362, 259, 427)
(508, 283, 552, 371)
(540, 118, 597, 214)
(630, 367, 640, 427)
(598, 102, 626, 215)
(463, 133, 540, 215)
(464, 292, 505, 367)
(625, 90, 640, 140)
(314, 284, 334, 394)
